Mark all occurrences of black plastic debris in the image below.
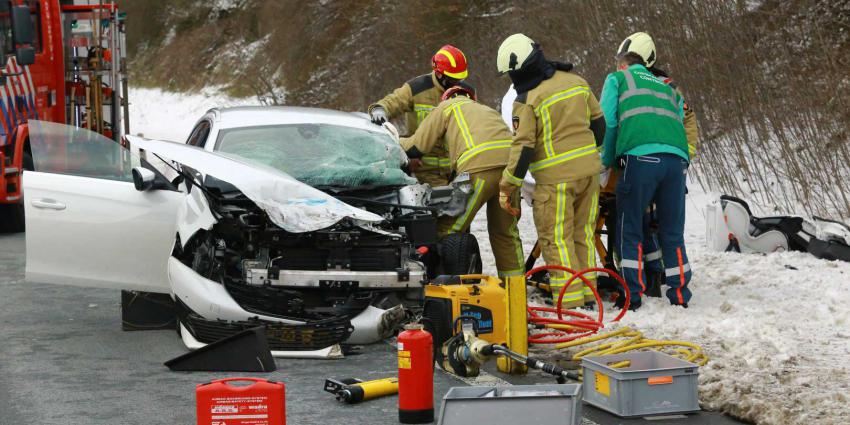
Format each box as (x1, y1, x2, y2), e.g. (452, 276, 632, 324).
(165, 327, 276, 372)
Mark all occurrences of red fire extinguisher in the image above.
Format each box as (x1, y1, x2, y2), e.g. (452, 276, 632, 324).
(397, 323, 434, 423)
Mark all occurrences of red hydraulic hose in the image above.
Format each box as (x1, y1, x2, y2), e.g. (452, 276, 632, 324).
(524, 265, 630, 344)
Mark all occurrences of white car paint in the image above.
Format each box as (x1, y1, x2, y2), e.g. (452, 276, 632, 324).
(189, 106, 394, 152)
(25, 171, 182, 293)
(24, 113, 417, 358)
(168, 257, 303, 324)
(175, 183, 216, 249)
(130, 135, 384, 234)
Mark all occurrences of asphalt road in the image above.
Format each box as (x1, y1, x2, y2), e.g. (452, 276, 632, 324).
(0, 232, 743, 424)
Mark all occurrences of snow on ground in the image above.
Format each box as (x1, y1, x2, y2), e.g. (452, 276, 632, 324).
(472, 182, 850, 424)
(128, 87, 254, 142)
(131, 88, 850, 424)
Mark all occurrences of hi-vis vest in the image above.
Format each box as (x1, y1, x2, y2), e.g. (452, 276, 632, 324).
(614, 66, 688, 157)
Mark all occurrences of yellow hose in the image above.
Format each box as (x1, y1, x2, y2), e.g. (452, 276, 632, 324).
(547, 326, 709, 376)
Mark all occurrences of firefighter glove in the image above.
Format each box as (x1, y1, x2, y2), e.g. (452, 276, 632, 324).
(370, 106, 388, 125)
(499, 185, 521, 217)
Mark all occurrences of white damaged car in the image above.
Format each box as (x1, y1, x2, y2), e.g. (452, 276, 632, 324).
(23, 107, 480, 358)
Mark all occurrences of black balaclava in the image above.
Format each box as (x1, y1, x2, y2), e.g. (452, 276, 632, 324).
(435, 73, 460, 91)
(508, 45, 574, 94)
(648, 66, 676, 88)
(648, 66, 669, 79)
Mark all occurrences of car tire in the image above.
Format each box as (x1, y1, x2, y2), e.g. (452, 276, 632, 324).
(439, 233, 483, 275)
(0, 152, 32, 233)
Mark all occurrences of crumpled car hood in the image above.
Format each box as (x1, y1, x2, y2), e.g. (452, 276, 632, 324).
(128, 136, 384, 233)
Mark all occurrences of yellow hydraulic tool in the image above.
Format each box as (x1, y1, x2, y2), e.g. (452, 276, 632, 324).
(424, 275, 508, 361)
(324, 377, 399, 404)
(423, 274, 527, 375)
(497, 275, 528, 374)
(442, 326, 578, 382)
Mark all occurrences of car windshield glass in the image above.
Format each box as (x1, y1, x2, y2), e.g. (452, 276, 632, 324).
(215, 124, 415, 189)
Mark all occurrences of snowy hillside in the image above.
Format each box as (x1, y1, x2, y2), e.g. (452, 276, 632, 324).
(129, 88, 850, 424)
(127, 87, 252, 141)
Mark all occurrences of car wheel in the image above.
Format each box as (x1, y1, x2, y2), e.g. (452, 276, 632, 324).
(0, 152, 32, 233)
(439, 233, 483, 275)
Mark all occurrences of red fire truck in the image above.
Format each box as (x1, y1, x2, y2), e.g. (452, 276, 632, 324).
(0, 0, 127, 232)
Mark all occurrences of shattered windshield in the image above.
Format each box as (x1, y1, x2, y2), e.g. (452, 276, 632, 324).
(215, 124, 416, 190)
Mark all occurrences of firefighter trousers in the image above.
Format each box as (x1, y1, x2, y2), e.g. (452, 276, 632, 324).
(615, 154, 692, 305)
(532, 175, 599, 308)
(437, 167, 525, 278)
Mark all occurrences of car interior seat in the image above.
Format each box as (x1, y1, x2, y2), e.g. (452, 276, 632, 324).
(708, 194, 850, 262)
(719, 196, 790, 253)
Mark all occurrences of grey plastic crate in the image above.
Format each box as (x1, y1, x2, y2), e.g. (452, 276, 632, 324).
(437, 384, 582, 425)
(581, 351, 700, 417)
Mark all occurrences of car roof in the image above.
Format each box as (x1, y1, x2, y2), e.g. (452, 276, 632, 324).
(208, 106, 381, 132)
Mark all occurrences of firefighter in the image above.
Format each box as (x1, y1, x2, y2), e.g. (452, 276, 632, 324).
(400, 85, 524, 278)
(496, 34, 607, 308)
(369, 45, 471, 188)
(599, 44, 692, 311)
(614, 32, 700, 298)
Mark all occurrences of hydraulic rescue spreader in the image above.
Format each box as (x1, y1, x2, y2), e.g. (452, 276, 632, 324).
(442, 321, 579, 383)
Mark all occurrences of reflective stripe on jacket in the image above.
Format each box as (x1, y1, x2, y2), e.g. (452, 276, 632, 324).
(502, 71, 604, 186)
(400, 96, 512, 175)
(611, 65, 688, 158)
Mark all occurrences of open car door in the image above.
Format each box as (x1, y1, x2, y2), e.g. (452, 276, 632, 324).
(24, 121, 182, 293)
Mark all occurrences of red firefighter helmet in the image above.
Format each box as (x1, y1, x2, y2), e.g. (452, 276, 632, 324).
(432, 45, 469, 80)
(441, 85, 476, 101)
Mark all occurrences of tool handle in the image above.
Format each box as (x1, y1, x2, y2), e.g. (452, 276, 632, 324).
(206, 377, 270, 387)
(359, 378, 399, 400)
(457, 275, 503, 289)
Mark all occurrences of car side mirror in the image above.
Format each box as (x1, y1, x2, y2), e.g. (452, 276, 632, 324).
(132, 167, 156, 191)
(15, 46, 35, 66)
(11, 6, 34, 45)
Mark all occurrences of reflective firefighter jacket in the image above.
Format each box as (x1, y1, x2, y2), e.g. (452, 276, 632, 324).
(400, 96, 512, 175)
(682, 92, 700, 157)
(501, 70, 605, 187)
(370, 72, 452, 173)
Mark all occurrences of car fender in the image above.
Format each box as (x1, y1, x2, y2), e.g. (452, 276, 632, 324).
(177, 185, 216, 248)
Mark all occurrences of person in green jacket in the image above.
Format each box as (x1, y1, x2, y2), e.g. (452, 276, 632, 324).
(600, 50, 692, 311)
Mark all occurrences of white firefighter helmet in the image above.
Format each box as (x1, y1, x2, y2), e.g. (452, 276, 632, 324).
(497, 33, 536, 74)
(617, 32, 656, 67)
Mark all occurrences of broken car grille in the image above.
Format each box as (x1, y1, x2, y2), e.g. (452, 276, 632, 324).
(275, 247, 400, 271)
(178, 302, 354, 351)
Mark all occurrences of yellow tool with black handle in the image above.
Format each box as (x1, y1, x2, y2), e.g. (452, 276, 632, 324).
(324, 377, 399, 404)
